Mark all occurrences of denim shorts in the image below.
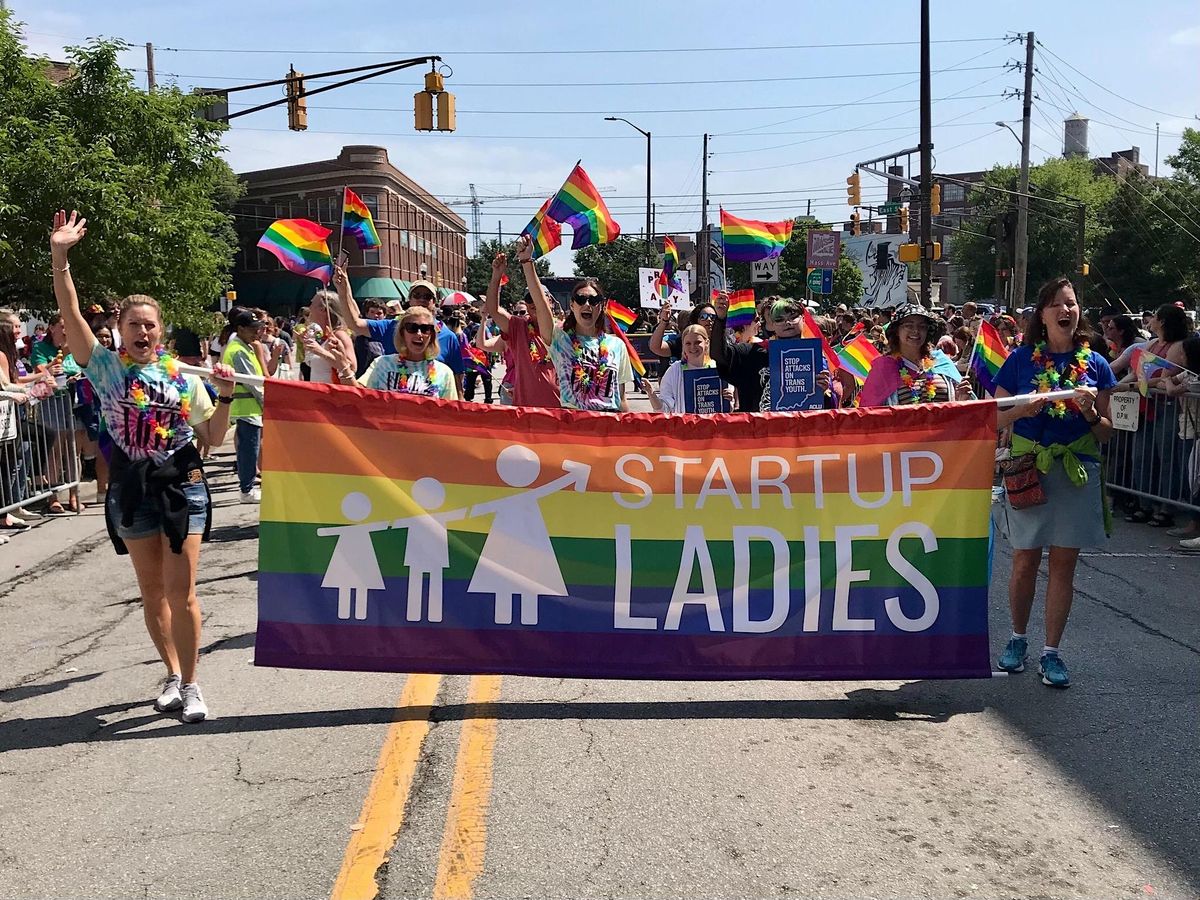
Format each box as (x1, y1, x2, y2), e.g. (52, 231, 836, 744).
(106, 480, 209, 541)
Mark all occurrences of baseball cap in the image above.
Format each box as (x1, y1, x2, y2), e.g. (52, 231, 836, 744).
(407, 280, 438, 300)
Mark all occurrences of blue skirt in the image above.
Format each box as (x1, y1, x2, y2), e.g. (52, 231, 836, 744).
(1002, 458, 1107, 550)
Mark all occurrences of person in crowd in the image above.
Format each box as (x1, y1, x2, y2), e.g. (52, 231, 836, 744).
(483, 238, 561, 408)
(731, 303, 763, 347)
(993, 276, 1116, 688)
(272, 316, 294, 355)
(649, 301, 719, 362)
(171, 325, 206, 368)
(0, 322, 39, 529)
(332, 275, 466, 396)
(712, 295, 840, 412)
(331, 306, 458, 399)
(74, 322, 113, 504)
(463, 309, 498, 404)
(260, 317, 292, 374)
(352, 299, 388, 377)
(297, 290, 352, 385)
(960, 301, 982, 337)
(220, 308, 267, 504)
(51, 210, 235, 723)
(656, 324, 733, 414)
(1165, 335, 1200, 546)
(859, 304, 973, 407)
(936, 327, 960, 359)
(29, 312, 84, 514)
(993, 314, 1019, 350)
(1103, 314, 1142, 374)
(531, 273, 632, 412)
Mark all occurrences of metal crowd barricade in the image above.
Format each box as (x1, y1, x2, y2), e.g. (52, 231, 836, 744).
(0, 389, 81, 517)
(1105, 387, 1200, 514)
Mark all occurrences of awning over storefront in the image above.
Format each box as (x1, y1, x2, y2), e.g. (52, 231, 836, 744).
(350, 277, 403, 300)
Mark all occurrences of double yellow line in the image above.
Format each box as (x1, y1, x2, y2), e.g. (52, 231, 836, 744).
(331, 674, 503, 900)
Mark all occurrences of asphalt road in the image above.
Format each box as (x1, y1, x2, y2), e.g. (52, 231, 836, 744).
(0, 432, 1197, 900)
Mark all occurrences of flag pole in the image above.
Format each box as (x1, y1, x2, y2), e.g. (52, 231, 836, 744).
(718, 207, 727, 289)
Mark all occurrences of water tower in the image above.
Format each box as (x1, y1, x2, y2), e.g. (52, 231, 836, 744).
(1063, 114, 1089, 158)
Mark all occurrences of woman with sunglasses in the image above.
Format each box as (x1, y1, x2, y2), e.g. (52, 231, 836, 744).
(531, 275, 632, 412)
(649, 302, 720, 362)
(331, 306, 458, 399)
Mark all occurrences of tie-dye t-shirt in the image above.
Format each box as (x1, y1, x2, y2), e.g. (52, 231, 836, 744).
(361, 355, 458, 399)
(549, 328, 633, 412)
(84, 341, 213, 463)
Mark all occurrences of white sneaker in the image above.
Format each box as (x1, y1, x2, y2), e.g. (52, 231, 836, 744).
(1178, 535, 1200, 552)
(180, 682, 208, 723)
(239, 488, 261, 504)
(154, 673, 183, 712)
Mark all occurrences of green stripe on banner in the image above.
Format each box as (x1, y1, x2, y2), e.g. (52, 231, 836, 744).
(258, 522, 990, 589)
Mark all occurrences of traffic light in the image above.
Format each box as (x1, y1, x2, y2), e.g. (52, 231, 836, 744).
(846, 171, 862, 206)
(930, 182, 941, 216)
(898, 243, 920, 263)
(898, 206, 910, 233)
(850, 211, 861, 236)
(286, 67, 307, 131)
(415, 68, 456, 132)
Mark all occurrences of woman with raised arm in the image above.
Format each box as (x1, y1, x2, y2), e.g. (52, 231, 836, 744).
(484, 237, 560, 407)
(331, 306, 458, 399)
(50, 211, 235, 724)
(298, 289, 354, 385)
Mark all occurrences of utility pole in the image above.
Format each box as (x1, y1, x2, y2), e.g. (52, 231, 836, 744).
(145, 42, 156, 92)
(918, 0, 933, 307)
(700, 132, 710, 295)
(1012, 30, 1035, 310)
(1155, 123, 1160, 177)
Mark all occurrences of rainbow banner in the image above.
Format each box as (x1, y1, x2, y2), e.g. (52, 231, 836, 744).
(342, 188, 381, 250)
(256, 382, 996, 680)
(546, 162, 621, 249)
(970, 321, 1009, 396)
(520, 197, 562, 259)
(720, 209, 793, 262)
(258, 219, 333, 283)
(725, 289, 757, 329)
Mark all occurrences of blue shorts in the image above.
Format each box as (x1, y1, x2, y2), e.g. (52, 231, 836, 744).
(106, 480, 209, 541)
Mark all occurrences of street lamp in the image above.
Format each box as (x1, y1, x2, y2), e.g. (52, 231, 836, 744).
(995, 121, 1021, 146)
(604, 116, 652, 250)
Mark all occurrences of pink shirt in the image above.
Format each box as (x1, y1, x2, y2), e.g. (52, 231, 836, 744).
(504, 316, 561, 408)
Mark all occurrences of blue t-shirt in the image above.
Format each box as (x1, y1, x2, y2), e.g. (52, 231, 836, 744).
(366, 318, 464, 375)
(994, 345, 1117, 449)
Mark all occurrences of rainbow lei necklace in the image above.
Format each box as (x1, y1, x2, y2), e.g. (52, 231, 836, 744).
(397, 358, 439, 395)
(119, 346, 190, 441)
(1031, 341, 1090, 418)
(898, 356, 939, 403)
(569, 331, 610, 387)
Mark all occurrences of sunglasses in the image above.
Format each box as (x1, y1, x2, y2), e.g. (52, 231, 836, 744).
(409, 292, 434, 302)
(403, 323, 435, 335)
(696, 313, 716, 322)
(572, 295, 603, 306)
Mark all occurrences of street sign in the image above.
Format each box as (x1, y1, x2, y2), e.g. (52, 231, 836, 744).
(1110, 393, 1141, 432)
(750, 258, 780, 283)
(806, 268, 833, 294)
(806, 230, 841, 269)
(878, 201, 901, 215)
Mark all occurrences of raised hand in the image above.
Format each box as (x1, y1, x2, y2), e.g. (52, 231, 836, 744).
(713, 292, 729, 316)
(491, 251, 508, 277)
(332, 265, 349, 290)
(515, 234, 533, 264)
(50, 210, 88, 254)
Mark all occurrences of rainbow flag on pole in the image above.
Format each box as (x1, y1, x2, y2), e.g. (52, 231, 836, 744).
(836, 334, 882, 384)
(970, 321, 1009, 396)
(546, 162, 621, 249)
(1130, 347, 1181, 396)
(720, 208, 794, 262)
(725, 290, 757, 329)
(800, 308, 841, 374)
(256, 381, 996, 680)
(341, 188, 381, 250)
(606, 300, 637, 332)
(659, 236, 683, 300)
(521, 197, 562, 259)
(258, 219, 333, 283)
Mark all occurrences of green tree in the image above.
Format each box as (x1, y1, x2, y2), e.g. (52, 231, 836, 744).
(465, 238, 551, 305)
(572, 237, 657, 308)
(0, 13, 240, 327)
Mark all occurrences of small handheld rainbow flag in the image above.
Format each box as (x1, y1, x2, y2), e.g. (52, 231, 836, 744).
(606, 301, 637, 332)
(521, 197, 563, 259)
(725, 290, 757, 329)
(1131, 347, 1182, 396)
(341, 188, 381, 250)
(659, 236, 683, 300)
(840, 321, 865, 344)
(461, 343, 491, 376)
(258, 219, 333, 283)
(546, 162, 621, 249)
(605, 306, 647, 377)
(836, 334, 882, 385)
(970, 320, 1009, 396)
(800, 307, 841, 374)
(720, 208, 793, 262)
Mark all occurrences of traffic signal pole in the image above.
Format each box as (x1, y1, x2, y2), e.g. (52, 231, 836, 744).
(1013, 31, 1035, 310)
(919, 0, 933, 308)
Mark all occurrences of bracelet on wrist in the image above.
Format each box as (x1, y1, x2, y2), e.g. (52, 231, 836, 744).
(54, 262, 70, 273)
(217, 395, 233, 405)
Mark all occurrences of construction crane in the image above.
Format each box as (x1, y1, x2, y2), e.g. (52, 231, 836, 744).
(467, 184, 483, 256)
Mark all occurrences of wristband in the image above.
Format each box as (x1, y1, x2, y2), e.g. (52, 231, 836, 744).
(217, 395, 233, 405)
(54, 262, 70, 273)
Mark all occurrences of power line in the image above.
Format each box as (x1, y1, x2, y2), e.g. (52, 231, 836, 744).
(1036, 40, 1195, 121)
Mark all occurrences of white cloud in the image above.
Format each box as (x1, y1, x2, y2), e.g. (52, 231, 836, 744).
(1168, 25, 1200, 46)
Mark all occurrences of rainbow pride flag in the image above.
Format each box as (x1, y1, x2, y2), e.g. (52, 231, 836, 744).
(521, 197, 562, 259)
(341, 188, 381, 250)
(800, 308, 841, 374)
(970, 321, 1009, 396)
(256, 381, 995, 680)
(836, 334, 882, 384)
(659, 236, 683, 300)
(546, 162, 621, 249)
(606, 300, 637, 332)
(258, 219, 333, 283)
(461, 343, 491, 376)
(720, 209, 793, 262)
(725, 290, 757, 329)
(606, 315, 647, 377)
(1131, 347, 1181, 396)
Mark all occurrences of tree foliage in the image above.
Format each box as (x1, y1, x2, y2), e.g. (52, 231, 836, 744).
(572, 237, 657, 308)
(0, 11, 240, 327)
(465, 238, 552, 306)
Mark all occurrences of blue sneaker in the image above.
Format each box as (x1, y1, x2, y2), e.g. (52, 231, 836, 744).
(1038, 653, 1071, 688)
(998, 637, 1028, 673)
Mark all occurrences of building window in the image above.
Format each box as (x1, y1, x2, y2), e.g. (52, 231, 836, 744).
(308, 198, 318, 220)
(943, 183, 965, 204)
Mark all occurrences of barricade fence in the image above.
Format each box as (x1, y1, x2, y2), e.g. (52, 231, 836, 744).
(0, 389, 82, 517)
(1106, 387, 1200, 514)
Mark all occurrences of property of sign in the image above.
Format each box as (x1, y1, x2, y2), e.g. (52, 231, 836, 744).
(1110, 393, 1141, 432)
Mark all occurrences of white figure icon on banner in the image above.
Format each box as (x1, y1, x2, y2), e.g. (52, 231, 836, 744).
(393, 477, 467, 623)
(316, 492, 390, 620)
(467, 444, 591, 626)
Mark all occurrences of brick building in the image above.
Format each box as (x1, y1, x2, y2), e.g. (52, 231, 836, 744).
(232, 145, 468, 311)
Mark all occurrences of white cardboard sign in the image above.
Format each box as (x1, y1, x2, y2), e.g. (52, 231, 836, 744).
(1110, 392, 1140, 432)
(638, 268, 691, 309)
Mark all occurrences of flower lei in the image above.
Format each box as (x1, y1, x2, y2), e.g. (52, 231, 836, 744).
(898, 356, 939, 404)
(1031, 341, 1090, 418)
(119, 346, 190, 441)
(528, 333, 548, 366)
(397, 358, 440, 396)
(569, 331, 610, 387)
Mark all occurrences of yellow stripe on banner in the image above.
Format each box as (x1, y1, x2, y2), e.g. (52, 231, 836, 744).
(331, 673, 442, 900)
(433, 675, 503, 900)
(262, 472, 992, 541)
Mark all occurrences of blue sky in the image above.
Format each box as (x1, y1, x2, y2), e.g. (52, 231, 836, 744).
(12, 1, 1200, 275)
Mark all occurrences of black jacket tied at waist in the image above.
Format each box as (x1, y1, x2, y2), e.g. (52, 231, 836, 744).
(106, 441, 210, 556)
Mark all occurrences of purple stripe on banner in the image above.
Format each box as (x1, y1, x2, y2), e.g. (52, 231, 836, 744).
(256, 572, 988, 637)
(254, 621, 992, 680)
